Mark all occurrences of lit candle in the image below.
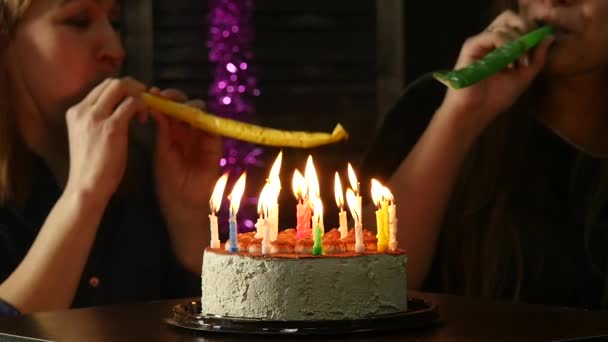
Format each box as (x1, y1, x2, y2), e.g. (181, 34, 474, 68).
(227, 172, 247, 253)
(306, 156, 323, 235)
(334, 172, 348, 239)
(209, 173, 229, 249)
(384, 187, 398, 251)
(312, 197, 324, 256)
(267, 151, 282, 241)
(258, 184, 271, 255)
(292, 169, 312, 239)
(371, 179, 389, 252)
(347, 163, 362, 229)
(255, 183, 270, 240)
(346, 188, 364, 253)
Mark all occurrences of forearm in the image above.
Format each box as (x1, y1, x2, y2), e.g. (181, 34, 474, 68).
(390, 105, 485, 289)
(0, 190, 107, 314)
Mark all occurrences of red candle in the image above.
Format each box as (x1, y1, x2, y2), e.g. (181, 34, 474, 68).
(293, 169, 312, 238)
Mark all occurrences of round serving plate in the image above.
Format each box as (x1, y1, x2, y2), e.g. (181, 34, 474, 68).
(165, 298, 440, 336)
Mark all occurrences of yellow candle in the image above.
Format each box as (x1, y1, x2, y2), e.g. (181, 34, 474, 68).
(381, 198, 389, 250)
(371, 179, 388, 252)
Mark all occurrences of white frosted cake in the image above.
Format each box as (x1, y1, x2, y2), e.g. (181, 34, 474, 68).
(201, 228, 408, 321)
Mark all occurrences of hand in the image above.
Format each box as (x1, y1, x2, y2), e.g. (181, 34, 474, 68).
(64, 77, 146, 203)
(439, 10, 554, 130)
(148, 88, 222, 220)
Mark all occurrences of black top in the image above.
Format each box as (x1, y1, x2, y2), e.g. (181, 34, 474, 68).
(0, 154, 199, 315)
(359, 81, 608, 310)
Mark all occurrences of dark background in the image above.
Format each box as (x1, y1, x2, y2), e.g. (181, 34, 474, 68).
(122, 0, 489, 230)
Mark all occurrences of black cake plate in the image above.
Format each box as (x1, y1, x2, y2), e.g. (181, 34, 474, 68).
(165, 298, 440, 336)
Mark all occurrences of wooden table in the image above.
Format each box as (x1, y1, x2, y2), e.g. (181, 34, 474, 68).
(1, 291, 607, 341)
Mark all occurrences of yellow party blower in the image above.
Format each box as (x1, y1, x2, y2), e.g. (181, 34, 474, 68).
(142, 93, 349, 149)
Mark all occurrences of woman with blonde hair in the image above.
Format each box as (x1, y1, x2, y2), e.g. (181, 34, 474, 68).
(0, 0, 221, 315)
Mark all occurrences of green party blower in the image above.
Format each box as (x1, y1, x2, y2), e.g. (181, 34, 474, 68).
(433, 25, 554, 89)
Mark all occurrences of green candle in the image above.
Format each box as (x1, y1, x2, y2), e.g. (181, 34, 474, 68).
(313, 223, 323, 256)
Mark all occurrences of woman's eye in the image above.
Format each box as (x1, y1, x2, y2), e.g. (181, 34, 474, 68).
(66, 16, 91, 28)
(110, 19, 121, 31)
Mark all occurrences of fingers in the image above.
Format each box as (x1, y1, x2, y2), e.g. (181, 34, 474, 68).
(93, 77, 146, 119)
(149, 86, 206, 109)
(108, 95, 147, 132)
(458, 31, 513, 68)
(484, 10, 538, 68)
(185, 99, 206, 110)
(82, 78, 112, 106)
(519, 36, 555, 79)
(486, 9, 535, 35)
(158, 88, 188, 103)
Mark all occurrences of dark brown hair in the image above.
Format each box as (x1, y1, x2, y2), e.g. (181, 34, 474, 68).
(0, 0, 32, 206)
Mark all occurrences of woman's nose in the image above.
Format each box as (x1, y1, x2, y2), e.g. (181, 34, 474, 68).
(97, 24, 125, 71)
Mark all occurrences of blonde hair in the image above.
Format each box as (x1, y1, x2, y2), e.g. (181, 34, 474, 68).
(0, 0, 32, 205)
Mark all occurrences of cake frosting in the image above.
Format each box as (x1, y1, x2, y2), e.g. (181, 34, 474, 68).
(201, 228, 408, 321)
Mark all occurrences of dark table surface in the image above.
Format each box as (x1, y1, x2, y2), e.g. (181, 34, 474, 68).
(1, 291, 607, 341)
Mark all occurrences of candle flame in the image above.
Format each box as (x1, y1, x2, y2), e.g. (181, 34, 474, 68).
(383, 186, 394, 204)
(347, 163, 359, 194)
(305, 155, 320, 200)
(334, 172, 344, 209)
(258, 183, 271, 218)
(312, 196, 323, 226)
(268, 178, 280, 203)
(371, 178, 384, 208)
(268, 151, 282, 183)
(292, 169, 307, 201)
(210, 173, 229, 213)
(229, 172, 247, 214)
(345, 188, 360, 223)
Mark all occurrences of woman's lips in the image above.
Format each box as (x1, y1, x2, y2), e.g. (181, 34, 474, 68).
(535, 20, 573, 40)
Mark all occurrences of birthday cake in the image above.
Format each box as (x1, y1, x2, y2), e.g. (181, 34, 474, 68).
(201, 227, 407, 321)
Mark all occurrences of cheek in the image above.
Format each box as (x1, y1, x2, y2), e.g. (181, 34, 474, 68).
(18, 32, 96, 119)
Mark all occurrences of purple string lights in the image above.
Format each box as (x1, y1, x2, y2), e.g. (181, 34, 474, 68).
(208, 0, 263, 235)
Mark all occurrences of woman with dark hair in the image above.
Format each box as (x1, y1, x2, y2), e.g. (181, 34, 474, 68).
(366, 0, 608, 309)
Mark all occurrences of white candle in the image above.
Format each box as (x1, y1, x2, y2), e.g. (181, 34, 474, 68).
(335, 172, 348, 239)
(305, 156, 321, 235)
(261, 207, 271, 255)
(254, 217, 264, 239)
(347, 163, 362, 230)
(267, 151, 282, 242)
(388, 202, 398, 251)
(338, 210, 347, 239)
(209, 213, 220, 249)
(256, 184, 271, 254)
(355, 220, 364, 253)
(346, 188, 364, 253)
(209, 173, 228, 249)
(270, 204, 279, 241)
